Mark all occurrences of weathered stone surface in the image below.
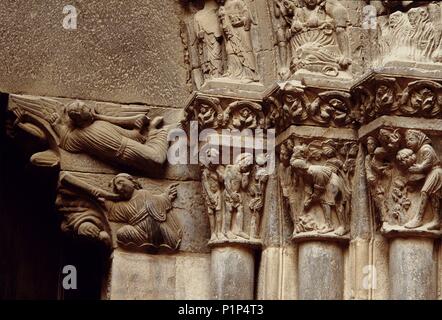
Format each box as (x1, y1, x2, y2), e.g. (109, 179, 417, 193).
(108, 249, 210, 300)
(0, 0, 190, 107)
(298, 241, 344, 300)
(257, 246, 297, 300)
(390, 238, 437, 300)
(211, 246, 255, 300)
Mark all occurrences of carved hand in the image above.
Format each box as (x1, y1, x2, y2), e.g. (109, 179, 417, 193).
(78, 222, 100, 238)
(135, 114, 150, 131)
(167, 184, 178, 201)
(45, 113, 60, 124)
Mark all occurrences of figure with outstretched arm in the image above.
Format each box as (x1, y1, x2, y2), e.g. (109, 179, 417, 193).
(60, 172, 182, 250)
(38, 101, 169, 175)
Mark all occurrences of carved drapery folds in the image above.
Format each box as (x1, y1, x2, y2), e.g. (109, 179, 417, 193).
(273, 0, 352, 80)
(185, 0, 259, 89)
(363, 128, 442, 237)
(7, 95, 182, 251)
(279, 135, 356, 241)
(184, 93, 271, 247)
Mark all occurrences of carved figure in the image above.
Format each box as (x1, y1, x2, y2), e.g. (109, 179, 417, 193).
(289, 0, 351, 77)
(223, 153, 254, 239)
(200, 149, 225, 242)
(60, 173, 182, 250)
(11, 97, 169, 175)
(403, 130, 442, 229)
(218, 0, 258, 81)
(290, 145, 350, 236)
(195, 0, 224, 79)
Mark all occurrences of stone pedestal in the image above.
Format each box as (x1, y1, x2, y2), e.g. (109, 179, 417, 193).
(210, 245, 255, 300)
(297, 241, 344, 300)
(389, 238, 437, 300)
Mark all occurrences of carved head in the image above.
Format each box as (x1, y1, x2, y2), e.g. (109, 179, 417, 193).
(405, 129, 431, 152)
(396, 148, 416, 168)
(290, 158, 309, 172)
(235, 153, 254, 173)
(379, 128, 401, 151)
(240, 107, 251, 118)
(366, 136, 378, 155)
(303, 0, 319, 9)
(375, 85, 394, 112)
(66, 101, 94, 128)
(200, 148, 220, 169)
(111, 173, 141, 200)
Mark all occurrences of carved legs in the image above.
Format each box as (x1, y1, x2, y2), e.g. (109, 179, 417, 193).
(405, 192, 428, 229)
(319, 203, 334, 234)
(250, 211, 260, 239)
(427, 196, 441, 230)
(208, 210, 217, 242)
(232, 205, 249, 239)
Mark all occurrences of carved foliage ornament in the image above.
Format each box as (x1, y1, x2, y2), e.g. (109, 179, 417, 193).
(265, 84, 355, 129)
(356, 77, 442, 122)
(184, 95, 266, 130)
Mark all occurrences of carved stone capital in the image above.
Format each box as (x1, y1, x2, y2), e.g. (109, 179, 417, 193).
(360, 119, 442, 238)
(278, 128, 357, 243)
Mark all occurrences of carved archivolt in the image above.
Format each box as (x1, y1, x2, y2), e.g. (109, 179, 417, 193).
(279, 136, 357, 241)
(364, 128, 442, 236)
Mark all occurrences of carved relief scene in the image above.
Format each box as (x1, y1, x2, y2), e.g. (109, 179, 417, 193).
(374, 1, 442, 68)
(3, 0, 442, 302)
(273, 0, 353, 80)
(185, 0, 260, 89)
(279, 136, 357, 240)
(364, 128, 442, 236)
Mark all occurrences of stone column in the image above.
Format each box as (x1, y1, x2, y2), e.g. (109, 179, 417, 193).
(297, 240, 345, 300)
(360, 121, 442, 301)
(211, 245, 255, 300)
(389, 237, 437, 300)
(276, 126, 357, 300)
